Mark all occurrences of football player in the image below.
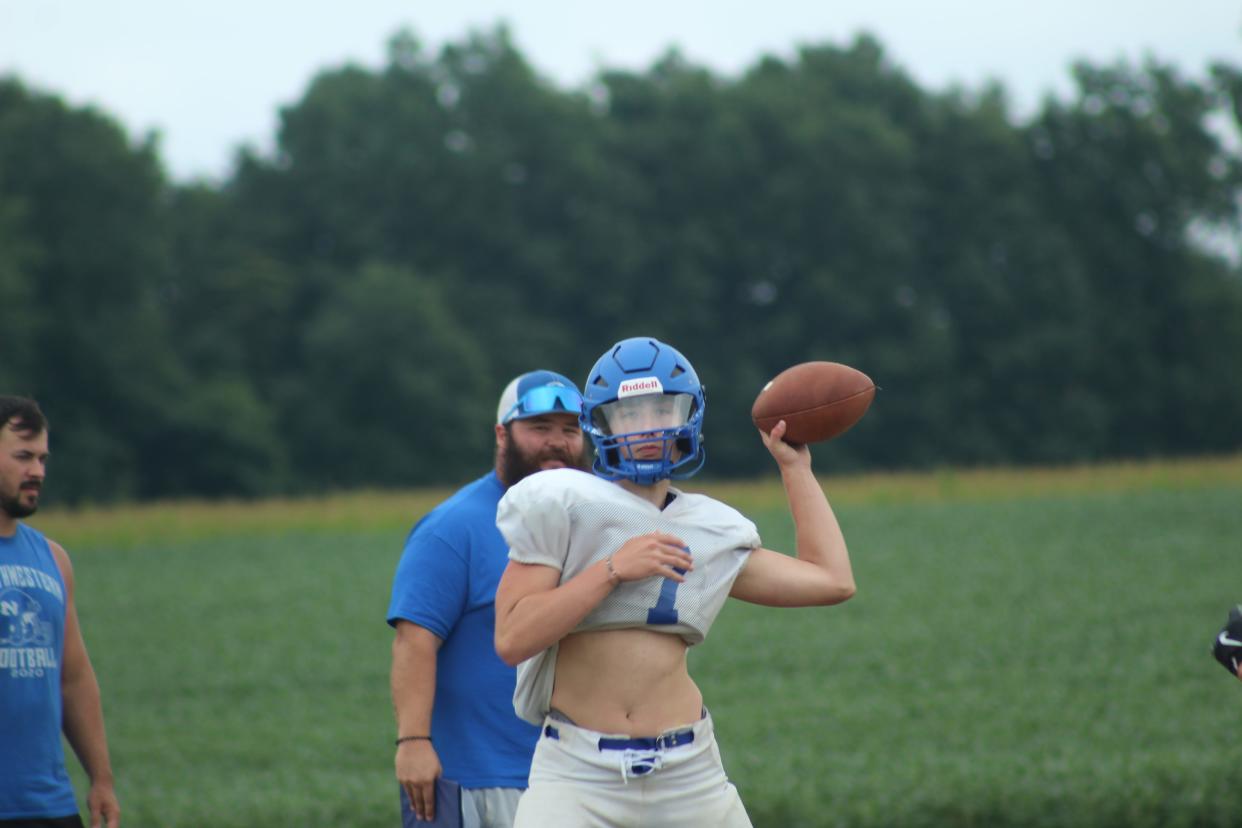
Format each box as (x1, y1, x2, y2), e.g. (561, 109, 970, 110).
(493, 337, 857, 827)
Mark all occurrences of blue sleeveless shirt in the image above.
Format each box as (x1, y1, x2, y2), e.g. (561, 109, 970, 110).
(0, 523, 79, 819)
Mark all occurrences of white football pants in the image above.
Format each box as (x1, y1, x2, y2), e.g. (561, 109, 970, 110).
(513, 711, 753, 828)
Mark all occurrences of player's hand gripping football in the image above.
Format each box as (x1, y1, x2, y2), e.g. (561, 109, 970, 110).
(610, 532, 694, 583)
(758, 419, 811, 470)
(1212, 605, 1242, 679)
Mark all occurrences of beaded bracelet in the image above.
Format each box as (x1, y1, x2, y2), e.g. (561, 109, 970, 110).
(395, 735, 432, 746)
(604, 556, 621, 585)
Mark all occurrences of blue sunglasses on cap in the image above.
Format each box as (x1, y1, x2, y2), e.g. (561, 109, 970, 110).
(502, 385, 584, 424)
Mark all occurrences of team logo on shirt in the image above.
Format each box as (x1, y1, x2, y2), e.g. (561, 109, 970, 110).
(0, 587, 58, 678)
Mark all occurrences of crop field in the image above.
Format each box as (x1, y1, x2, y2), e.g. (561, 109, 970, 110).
(31, 454, 1242, 827)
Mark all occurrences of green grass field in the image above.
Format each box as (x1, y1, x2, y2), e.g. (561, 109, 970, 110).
(31, 455, 1242, 827)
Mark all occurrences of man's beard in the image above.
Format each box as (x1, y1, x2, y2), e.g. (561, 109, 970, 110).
(501, 439, 592, 487)
(0, 487, 39, 519)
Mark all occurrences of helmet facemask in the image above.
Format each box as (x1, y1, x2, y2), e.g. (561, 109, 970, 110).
(587, 392, 704, 484)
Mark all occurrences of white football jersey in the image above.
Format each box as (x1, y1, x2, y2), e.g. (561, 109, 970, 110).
(496, 468, 761, 724)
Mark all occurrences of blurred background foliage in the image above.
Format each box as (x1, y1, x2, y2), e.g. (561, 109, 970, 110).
(1, 26, 1240, 503)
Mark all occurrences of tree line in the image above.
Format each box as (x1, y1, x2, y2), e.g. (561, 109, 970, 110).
(2, 26, 1240, 504)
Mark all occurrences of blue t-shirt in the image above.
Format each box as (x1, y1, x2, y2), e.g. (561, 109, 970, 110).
(387, 472, 539, 789)
(0, 523, 78, 820)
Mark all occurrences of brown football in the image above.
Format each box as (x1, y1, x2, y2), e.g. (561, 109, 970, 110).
(751, 361, 875, 444)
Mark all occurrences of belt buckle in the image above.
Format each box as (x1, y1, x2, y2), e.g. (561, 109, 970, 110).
(656, 728, 692, 750)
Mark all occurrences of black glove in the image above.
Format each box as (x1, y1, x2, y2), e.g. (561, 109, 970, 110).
(1212, 605, 1242, 676)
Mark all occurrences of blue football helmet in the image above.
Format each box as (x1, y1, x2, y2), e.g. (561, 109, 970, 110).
(581, 337, 706, 484)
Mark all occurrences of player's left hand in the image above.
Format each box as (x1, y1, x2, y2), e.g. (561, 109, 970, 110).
(758, 420, 811, 469)
(1212, 605, 1242, 679)
(611, 532, 693, 583)
(88, 780, 120, 828)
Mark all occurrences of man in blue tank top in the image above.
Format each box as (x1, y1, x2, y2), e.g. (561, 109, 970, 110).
(0, 397, 120, 828)
(387, 371, 589, 827)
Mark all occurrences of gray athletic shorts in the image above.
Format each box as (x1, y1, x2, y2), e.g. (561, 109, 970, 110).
(400, 782, 522, 828)
(461, 787, 522, 828)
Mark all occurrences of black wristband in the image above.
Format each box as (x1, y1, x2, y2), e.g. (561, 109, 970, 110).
(395, 735, 432, 746)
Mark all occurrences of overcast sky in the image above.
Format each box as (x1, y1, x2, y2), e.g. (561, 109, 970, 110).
(2, 1, 1238, 182)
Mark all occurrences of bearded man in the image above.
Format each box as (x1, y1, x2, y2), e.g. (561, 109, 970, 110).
(387, 372, 589, 828)
(0, 397, 120, 828)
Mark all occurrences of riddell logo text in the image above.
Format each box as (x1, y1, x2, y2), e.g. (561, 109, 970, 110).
(618, 377, 664, 398)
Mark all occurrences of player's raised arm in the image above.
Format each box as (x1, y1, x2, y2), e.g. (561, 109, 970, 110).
(729, 419, 855, 607)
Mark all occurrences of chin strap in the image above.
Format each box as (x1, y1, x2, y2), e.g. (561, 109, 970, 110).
(591, 446, 706, 485)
